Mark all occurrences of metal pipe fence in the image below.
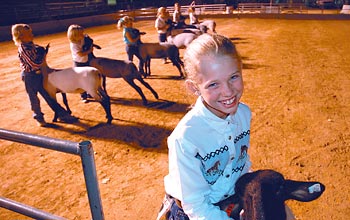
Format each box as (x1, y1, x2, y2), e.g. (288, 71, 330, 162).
(0, 128, 104, 220)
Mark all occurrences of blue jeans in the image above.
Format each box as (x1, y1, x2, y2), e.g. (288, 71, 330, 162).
(157, 194, 189, 220)
(158, 33, 167, 43)
(22, 71, 68, 119)
(126, 44, 142, 62)
(167, 200, 189, 220)
(158, 193, 241, 220)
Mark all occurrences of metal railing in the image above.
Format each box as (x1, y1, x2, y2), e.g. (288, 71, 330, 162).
(115, 4, 229, 20)
(237, 3, 307, 14)
(0, 128, 104, 220)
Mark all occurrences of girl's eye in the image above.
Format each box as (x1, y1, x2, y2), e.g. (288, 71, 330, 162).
(230, 73, 240, 81)
(208, 82, 218, 88)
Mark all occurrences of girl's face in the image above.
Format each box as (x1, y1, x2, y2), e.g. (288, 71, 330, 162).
(124, 19, 133, 28)
(76, 30, 84, 41)
(20, 28, 34, 43)
(160, 10, 167, 18)
(195, 54, 243, 118)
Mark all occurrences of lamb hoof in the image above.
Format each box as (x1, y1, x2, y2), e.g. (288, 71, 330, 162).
(57, 115, 78, 123)
(106, 117, 113, 124)
(154, 93, 159, 99)
(140, 71, 147, 78)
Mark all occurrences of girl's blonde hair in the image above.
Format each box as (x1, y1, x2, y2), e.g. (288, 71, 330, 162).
(184, 33, 242, 82)
(157, 7, 166, 17)
(117, 16, 133, 29)
(11, 23, 32, 46)
(67, 24, 84, 43)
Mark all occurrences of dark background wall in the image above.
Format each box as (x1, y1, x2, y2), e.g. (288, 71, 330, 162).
(1, 0, 304, 26)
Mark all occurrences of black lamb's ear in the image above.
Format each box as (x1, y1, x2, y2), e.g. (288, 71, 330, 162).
(45, 43, 50, 53)
(283, 180, 325, 202)
(93, 44, 102, 50)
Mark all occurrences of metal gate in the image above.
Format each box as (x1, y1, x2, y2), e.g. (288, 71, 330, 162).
(0, 128, 104, 220)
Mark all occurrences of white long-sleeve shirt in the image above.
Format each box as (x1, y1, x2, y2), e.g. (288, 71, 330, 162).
(155, 17, 167, 34)
(69, 39, 88, 63)
(164, 97, 252, 220)
(189, 12, 198, 24)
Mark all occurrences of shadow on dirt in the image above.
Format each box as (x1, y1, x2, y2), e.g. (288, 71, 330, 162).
(109, 97, 190, 113)
(46, 118, 171, 153)
(142, 75, 184, 80)
(46, 99, 191, 152)
(78, 96, 190, 112)
(229, 37, 248, 43)
(86, 120, 171, 152)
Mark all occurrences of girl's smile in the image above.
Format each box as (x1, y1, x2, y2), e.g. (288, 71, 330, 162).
(220, 96, 237, 107)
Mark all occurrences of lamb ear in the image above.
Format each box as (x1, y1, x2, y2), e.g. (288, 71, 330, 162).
(45, 43, 50, 53)
(93, 44, 102, 50)
(284, 180, 325, 202)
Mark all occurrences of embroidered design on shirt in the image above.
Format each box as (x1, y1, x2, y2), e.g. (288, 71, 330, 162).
(238, 145, 248, 161)
(234, 130, 250, 144)
(195, 146, 229, 185)
(196, 145, 229, 161)
(207, 161, 221, 175)
(231, 130, 249, 175)
(232, 164, 245, 174)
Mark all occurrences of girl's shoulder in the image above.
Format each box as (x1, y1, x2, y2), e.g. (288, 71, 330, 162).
(237, 102, 252, 119)
(21, 42, 34, 47)
(70, 40, 83, 51)
(239, 102, 251, 112)
(19, 42, 35, 52)
(124, 27, 131, 33)
(70, 38, 83, 45)
(125, 27, 139, 31)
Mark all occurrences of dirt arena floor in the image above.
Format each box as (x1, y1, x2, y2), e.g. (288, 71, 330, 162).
(0, 17, 349, 220)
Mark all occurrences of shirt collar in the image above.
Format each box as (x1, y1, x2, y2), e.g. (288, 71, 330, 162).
(193, 96, 238, 133)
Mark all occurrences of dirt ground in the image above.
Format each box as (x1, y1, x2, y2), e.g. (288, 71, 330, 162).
(0, 17, 349, 220)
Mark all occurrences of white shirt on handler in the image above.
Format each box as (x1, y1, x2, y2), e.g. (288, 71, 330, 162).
(69, 39, 88, 63)
(189, 12, 198, 24)
(164, 96, 252, 220)
(155, 17, 168, 34)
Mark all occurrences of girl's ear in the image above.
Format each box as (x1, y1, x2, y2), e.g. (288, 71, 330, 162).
(185, 80, 200, 95)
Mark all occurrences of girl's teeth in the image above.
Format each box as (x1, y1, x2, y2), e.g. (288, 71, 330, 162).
(223, 98, 234, 105)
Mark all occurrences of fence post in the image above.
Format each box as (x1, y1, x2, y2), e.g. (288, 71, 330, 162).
(79, 141, 105, 220)
(0, 128, 105, 219)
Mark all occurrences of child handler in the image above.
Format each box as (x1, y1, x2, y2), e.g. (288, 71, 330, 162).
(67, 24, 93, 103)
(117, 15, 144, 62)
(158, 33, 251, 220)
(157, 33, 295, 220)
(11, 23, 77, 126)
(155, 7, 171, 43)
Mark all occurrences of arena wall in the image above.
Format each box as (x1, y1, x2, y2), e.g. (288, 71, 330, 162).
(1, 11, 349, 42)
(0, 13, 117, 42)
